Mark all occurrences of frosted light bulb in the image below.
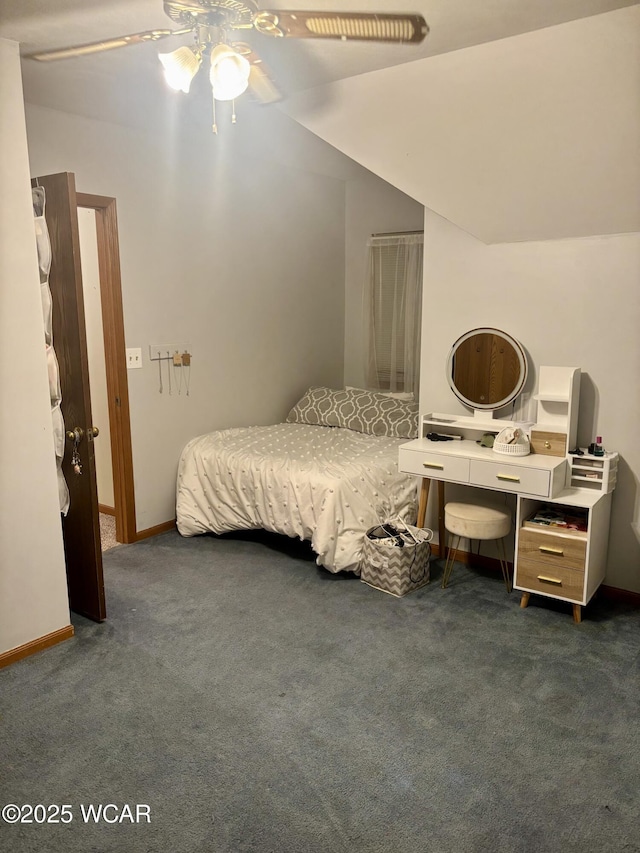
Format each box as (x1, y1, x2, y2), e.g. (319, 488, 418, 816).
(209, 44, 250, 101)
(159, 46, 201, 93)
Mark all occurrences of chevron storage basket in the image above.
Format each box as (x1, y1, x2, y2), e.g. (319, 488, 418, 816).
(359, 524, 431, 597)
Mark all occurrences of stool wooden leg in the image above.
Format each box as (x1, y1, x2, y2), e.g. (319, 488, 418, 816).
(498, 537, 512, 593)
(573, 604, 582, 624)
(441, 534, 459, 589)
(520, 592, 530, 609)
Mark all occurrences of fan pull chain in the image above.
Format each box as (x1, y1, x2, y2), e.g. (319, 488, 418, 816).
(231, 99, 237, 124)
(212, 92, 217, 134)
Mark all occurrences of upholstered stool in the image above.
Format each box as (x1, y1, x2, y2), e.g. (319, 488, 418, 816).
(441, 502, 512, 592)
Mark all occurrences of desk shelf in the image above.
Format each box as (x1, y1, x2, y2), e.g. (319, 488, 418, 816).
(422, 412, 523, 438)
(534, 394, 570, 403)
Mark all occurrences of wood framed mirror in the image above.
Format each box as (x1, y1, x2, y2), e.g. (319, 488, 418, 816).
(446, 328, 528, 411)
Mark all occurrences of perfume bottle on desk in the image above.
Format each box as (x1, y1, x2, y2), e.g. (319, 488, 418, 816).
(588, 436, 605, 457)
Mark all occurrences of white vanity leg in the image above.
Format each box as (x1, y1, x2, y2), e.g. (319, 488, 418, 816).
(437, 480, 446, 557)
(417, 478, 431, 529)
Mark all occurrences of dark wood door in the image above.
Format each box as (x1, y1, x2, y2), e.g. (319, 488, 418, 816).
(34, 172, 106, 621)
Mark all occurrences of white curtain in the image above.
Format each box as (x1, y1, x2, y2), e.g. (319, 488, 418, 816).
(363, 232, 423, 398)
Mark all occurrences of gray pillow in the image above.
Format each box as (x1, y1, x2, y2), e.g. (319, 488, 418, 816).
(286, 386, 418, 439)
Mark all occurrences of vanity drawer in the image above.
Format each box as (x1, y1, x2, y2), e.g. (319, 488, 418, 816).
(398, 448, 469, 483)
(469, 460, 550, 496)
(518, 528, 587, 571)
(530, 430, 567, 458)
(516, 556, 585, 603)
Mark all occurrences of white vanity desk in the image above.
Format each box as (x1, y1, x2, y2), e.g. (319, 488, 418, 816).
(399, 417, 613, 623)
(400, 413, 569, 545)
(401, 421, 568, 500)
(399, 329, 614, 623)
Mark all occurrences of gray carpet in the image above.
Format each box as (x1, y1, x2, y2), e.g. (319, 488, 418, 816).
(1, 529, 639, 853)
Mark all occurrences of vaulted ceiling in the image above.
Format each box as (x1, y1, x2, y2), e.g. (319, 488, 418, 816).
(2, 1, 637, 128)
(2, 1, 639, 243)
(282, 6, 640, 242)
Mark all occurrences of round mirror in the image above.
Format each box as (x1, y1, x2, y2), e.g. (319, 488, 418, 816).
(446, 328, 528, 411)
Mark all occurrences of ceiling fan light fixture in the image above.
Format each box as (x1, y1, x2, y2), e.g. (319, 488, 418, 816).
(209, 43, 250, 101)
(27, 3, 428, 132)
(159, 45, 202, 93)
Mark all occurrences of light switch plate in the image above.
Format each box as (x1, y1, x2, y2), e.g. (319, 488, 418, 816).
(126, 347, 143, 369)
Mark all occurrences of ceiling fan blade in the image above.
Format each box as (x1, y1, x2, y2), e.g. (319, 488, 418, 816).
(255, 11, 428, 44)
(247, 61, 281, 105)
(233, 43, 281, 104)
(24, 29, 189, 62)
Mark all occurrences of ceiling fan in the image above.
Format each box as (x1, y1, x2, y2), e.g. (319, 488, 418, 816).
(25, 1, 428, 129)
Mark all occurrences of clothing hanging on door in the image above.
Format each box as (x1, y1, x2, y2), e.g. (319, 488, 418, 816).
(33, 185, 70, 515)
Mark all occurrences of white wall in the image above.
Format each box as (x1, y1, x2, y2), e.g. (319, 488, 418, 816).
(344, 176, 424, 390)
(419, 211, 640, 591)
(25, 104, 347, 531)
(0, 39, 70, 656)
(284, 6, 640, 244)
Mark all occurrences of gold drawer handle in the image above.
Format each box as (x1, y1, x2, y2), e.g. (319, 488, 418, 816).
(537, 575, 563, 586)
(539, 546, 564, 556)
(497, 474, 520, 482)
(423, 462, 444, 470)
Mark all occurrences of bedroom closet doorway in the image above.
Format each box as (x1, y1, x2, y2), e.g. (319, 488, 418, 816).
(76, 193, 136, 551)
(33, 171, 135, 622)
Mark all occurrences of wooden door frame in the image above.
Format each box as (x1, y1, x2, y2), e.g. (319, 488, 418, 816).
(77, 193, 136, 544)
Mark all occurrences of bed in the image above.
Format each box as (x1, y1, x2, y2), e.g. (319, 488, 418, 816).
(176, 386, 420, 574)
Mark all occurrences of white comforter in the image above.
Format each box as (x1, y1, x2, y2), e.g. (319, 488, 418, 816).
(176, 423, 418, 573)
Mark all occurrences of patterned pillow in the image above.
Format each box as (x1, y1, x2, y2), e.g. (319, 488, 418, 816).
(286, 387, 418, 439)
(345, 386, 415, 402)
(286, 387, 347, 428)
